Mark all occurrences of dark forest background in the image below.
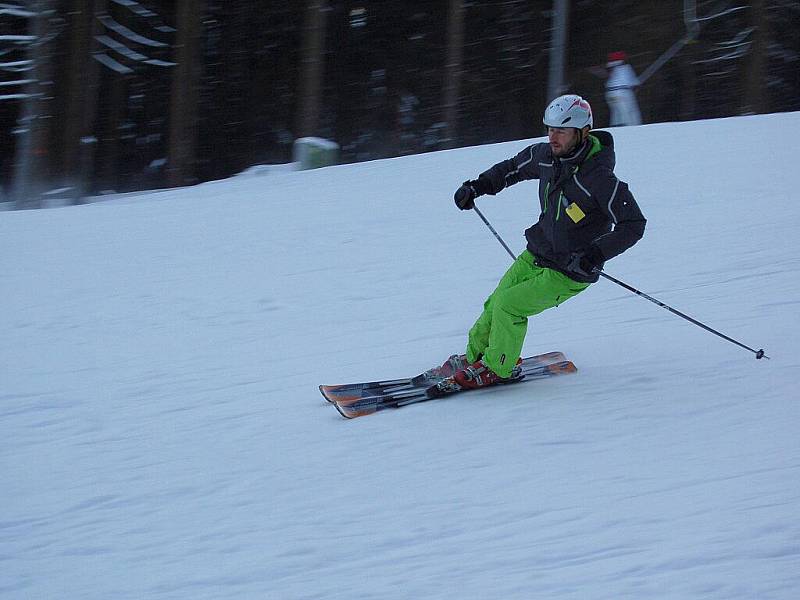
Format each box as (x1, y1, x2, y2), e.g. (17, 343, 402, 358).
(1, 1, 798, 208)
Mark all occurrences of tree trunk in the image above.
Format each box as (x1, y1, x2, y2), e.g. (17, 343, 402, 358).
(442, 0, 465, 149)
(167, 0, 205, 188)
(12, 0, 55, 209)
(98, 72, 127, 190)
(61, 0, 100, 202)
(296, 0, 327, 138)
(61, 1, 92, 180)
(678, 42, 697, 121)
(742, 0, 766, 115)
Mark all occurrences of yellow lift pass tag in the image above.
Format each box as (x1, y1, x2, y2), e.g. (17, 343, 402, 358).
(565, 202, 586, 223)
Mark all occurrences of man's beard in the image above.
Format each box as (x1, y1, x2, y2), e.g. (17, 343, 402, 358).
(551, 141, 577, 157)
(553, 135, 586, 159)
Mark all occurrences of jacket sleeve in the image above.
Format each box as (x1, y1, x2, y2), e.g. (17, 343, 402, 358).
(591, 169, 646, 260)
(475, 143, 547, 195)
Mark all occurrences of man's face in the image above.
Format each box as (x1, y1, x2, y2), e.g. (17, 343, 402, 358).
(548, 127, 581, 157)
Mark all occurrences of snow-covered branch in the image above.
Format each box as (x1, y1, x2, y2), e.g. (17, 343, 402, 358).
(94, 35, 175, 70)
(98, 15, 167, 48)
(96, 34, 148, 62)
(0, 5, 36, 18)
(0, 78, 34, 86)
(0, 92, 38, 101)
(144, 58, 175, 67)
(92, 52, 134, 75)
(0, 35, 36, 43)
(0, 59, 33, 72)
(111, 0, 155, 18)
(695, 5, 748, 22)
(110, 0, 174, 32)
(714, 27, 754, 50)
(90, 0, 177, 75)
(694, 44, 751, 64)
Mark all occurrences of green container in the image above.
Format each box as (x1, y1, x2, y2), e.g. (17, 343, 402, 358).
(293, 137, 340, 170)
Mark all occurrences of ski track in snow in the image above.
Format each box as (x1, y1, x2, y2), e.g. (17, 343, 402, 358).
(2, 113, 799, 599)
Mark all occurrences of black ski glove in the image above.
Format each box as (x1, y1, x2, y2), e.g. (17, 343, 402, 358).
(454, 178, 488, 210)
(567, 245, 605, 277)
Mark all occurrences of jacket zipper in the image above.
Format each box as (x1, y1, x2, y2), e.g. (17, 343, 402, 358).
(543, 181, 550, 213)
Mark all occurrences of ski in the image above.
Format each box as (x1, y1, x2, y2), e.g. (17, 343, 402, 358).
(319, 351, 566, 405)
(325, 354, 577, 419)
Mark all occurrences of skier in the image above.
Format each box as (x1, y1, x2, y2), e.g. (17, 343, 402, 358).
(443, 94, 646, 390)
(605, 51, 642, 126)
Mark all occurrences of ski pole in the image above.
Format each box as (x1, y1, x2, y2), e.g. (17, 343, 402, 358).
(472, 206, 768, 360)
(595, 270, 768, 359)
(474, 206, 517, 261)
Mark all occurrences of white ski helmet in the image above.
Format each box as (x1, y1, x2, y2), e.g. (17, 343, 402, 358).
(543, 94, 593, 129)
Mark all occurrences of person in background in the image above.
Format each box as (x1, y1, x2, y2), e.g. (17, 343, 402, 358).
(605, 51, 642, 126)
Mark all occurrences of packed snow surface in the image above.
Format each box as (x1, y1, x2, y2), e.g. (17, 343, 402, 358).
(2, 113, 799, 599)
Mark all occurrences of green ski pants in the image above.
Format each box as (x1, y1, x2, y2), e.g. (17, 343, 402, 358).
(466, 250, 590, 377)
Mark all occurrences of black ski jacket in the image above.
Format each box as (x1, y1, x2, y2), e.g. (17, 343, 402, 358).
(476, 131, 646, 283)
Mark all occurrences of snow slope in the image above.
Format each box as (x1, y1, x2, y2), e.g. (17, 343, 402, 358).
(2, 113, 799, 599)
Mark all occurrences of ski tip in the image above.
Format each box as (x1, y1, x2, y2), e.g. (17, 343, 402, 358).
(330, 395, 381, 419)
(333, 401, 356, 419)
(319, 385, 337, 403)
(320, 384, 344, 393)
(320, 384, 364, 404)
(332, 400, 376, 419)
(549, 361, 577, 374)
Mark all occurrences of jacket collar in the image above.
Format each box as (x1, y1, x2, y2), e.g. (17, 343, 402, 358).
(556, 137, 591, 167)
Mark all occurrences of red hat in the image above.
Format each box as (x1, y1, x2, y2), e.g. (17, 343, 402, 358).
(607, 51, 627, 62)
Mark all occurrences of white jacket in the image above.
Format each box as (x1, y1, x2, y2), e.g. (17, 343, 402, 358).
(606, 61, 639, 91)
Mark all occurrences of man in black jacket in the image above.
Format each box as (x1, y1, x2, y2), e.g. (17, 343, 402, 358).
(445, 94, 646, 390)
